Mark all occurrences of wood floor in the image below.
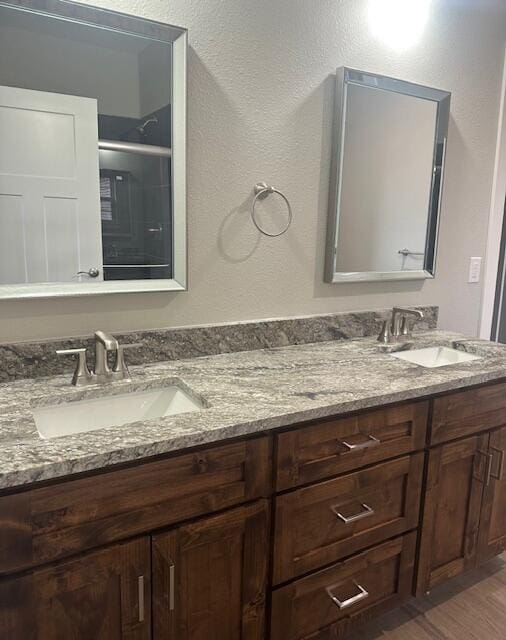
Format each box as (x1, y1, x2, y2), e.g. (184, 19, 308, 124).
(347, 553, 506, 639)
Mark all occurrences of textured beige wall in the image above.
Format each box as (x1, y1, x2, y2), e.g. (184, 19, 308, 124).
(1, 0, 505, 342)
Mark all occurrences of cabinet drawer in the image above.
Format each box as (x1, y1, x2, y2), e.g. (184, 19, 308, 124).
(273, 453, 423, 583)
(271, 532, 416, 640)
(0, 437, 271, 576)
(432, 382, 506, 444)
(276, 401, 428, 490)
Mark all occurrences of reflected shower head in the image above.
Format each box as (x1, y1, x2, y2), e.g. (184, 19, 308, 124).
(136, 116, 158, 135)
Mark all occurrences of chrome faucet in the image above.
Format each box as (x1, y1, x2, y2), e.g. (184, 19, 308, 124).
(392, 307, 425, 338)
(378, 307, 424, 344)
(94, 330, 119, 382)
(57, 331, 141, 386)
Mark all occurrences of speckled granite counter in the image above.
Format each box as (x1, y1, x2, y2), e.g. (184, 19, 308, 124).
(1, 330, 506, 491)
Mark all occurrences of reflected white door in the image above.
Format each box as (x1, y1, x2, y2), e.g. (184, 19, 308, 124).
(0, 85, 103, 284)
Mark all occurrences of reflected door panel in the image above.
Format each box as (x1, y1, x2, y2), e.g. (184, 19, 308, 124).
(0, 85, 103, 284)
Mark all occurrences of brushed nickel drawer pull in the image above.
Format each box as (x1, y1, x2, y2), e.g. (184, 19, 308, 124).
(491, 447, 505, 481)
(332, 502, 375, 524)
(138, 575, 145, 623)
(339, 434, 380, 453)
(326, 581, 369, 610)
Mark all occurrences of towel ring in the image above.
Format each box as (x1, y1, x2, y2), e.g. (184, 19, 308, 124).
(251, 182, 293, 237)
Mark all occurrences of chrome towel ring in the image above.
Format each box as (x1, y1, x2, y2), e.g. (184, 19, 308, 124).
(251, 182, 293, 237)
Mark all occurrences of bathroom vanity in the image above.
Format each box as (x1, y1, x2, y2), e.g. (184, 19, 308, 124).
(0, 0, 503, 636)
(1, 329, 506, 639)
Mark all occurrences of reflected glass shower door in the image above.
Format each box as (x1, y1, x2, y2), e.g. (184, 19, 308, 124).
(99, 147, 172, 281)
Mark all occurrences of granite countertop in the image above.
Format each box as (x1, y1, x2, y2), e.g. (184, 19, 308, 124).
(2, 330, 506, 491)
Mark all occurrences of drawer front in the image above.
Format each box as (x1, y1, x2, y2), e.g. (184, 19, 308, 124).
(0, 437, 272, 576)
(276, 401, 428, 490)
(271, 532, 416, 640)
(432, 382, 506, 445)
(273, 453, 423, 584)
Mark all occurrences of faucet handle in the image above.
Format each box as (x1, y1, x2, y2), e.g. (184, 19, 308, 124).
(112, 343, 142, 380)
(56, 348, 94, 386)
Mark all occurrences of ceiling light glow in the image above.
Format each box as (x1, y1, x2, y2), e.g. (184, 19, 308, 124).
(367, 0, 432, 51)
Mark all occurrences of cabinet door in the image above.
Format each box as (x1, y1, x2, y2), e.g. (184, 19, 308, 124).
(152, 500, 269, 640)
(416, 434, 489, 596)
(0, 536, 151, 640)
(478, 426, 506, 562)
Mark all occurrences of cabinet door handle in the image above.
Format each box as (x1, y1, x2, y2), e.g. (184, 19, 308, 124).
(479, 450, 494, 486)
(138, 575, 145, 623)
(154, 543, 176, 617)
(339, 434, 380, 453)
(491, 447, 505, 481)
(332, 502, 375, 524)
(168, 561, 175, 611)
(326, 581, 369, 610)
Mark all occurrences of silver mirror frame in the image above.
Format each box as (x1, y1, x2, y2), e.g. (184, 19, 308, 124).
(0, 0, 187, 299)
(325, 68, 451, 284)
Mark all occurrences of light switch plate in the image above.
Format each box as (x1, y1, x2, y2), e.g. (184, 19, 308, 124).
(468, 257, 482, 283)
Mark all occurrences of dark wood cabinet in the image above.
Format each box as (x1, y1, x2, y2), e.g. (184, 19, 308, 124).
(152, 500, 269, 640)
(418, 408, 506, 597)
(416, 434, 489, 595)
(2, 382, 506, 640)
(0, 436, 271, 575)
(478, 426, 506, 562)
(0, 501, 270, 640)
(0, 537, 151, 640)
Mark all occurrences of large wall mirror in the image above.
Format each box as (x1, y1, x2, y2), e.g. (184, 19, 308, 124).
(0, 0, 186, 299)
(325, 68, 450, 283)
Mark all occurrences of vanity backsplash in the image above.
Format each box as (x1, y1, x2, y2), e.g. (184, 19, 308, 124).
(0, 306, 437, 382)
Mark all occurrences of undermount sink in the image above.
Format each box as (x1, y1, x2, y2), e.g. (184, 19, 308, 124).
(33, 384, 203, 439)
(391, 346, 481, 368)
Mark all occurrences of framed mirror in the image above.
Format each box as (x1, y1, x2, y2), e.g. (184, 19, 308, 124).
(0, 0, 186, 299)
(325, 68, 450, 283)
